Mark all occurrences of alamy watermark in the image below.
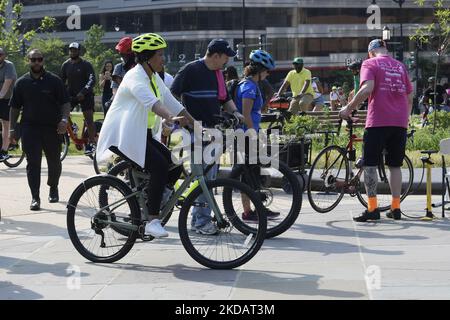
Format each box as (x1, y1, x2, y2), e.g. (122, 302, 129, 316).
(367, 4, 382, 30)
(170, 121, 280, 169)
(66, 5, 81, 30)
(66, 264, 81, 290)
(365, 265, 382, 290)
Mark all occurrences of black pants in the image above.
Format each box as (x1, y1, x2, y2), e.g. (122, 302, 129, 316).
(21, 126, 62, 199)
(110, 130, 182, 214)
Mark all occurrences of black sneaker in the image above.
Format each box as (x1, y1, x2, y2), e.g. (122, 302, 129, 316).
(84, 143, 96, 156)
(264, 208, 281, 220)
(0, 150, 10, 162)
(386, 208, 402, 220)
(353, 208, 381, 222)
(242, 210, 258, 222)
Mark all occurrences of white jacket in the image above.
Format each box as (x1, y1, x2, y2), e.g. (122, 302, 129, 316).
(96, 64, 184, 168)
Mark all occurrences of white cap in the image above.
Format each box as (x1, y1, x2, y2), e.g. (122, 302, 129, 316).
(69, 42, 80, 49)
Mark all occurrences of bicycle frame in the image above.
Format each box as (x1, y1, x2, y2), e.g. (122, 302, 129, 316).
(93, 154, 224, 232)
(67, 117, 88, 149)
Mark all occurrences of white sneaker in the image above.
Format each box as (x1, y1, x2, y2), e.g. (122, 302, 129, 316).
(144, 219, 168, 238)
(195, 221, 218, 235)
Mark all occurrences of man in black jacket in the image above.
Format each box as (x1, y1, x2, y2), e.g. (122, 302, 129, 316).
(61, 42, 96, 155)
(9, 49, 70, 210)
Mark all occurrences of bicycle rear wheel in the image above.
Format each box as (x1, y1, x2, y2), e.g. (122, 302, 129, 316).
(67, 175, 140, 263)
(228, 161, 302, 238)
(307, 145, 350, 213)
(4, 141, 25, 168)
(178, 178, 266, 269)
(356, 154, 414, 211)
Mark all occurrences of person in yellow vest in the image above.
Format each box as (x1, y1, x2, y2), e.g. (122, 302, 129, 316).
(275, 57, 314, 113)
(96, 33, 195, 238)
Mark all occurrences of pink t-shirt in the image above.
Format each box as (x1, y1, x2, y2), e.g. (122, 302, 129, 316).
(360, 55, 413, 128)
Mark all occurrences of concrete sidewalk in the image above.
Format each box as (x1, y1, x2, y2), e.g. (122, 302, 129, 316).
(1, 156, 450, 300)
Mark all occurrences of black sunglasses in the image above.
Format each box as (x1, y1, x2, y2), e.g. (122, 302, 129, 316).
(30, 57, 44, 63)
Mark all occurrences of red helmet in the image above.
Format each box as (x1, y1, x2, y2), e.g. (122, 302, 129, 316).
(115, 37, 133, 54)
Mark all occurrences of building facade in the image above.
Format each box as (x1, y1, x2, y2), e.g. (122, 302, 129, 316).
(17, 0, 450, 88)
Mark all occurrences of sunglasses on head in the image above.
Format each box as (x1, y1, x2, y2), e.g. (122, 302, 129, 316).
(30, 57, 44, 63)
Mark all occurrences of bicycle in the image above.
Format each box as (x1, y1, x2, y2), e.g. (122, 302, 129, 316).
(61, 115, 103, 173)
(225, 115, 303, 239)
(307, 113, 414, 213)
(107, 113, 302, 239)
(66, 125, 267, 269)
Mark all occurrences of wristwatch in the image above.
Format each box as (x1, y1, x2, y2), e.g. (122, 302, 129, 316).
(61, 118, 68, 123)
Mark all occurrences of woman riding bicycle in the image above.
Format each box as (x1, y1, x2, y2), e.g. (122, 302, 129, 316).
(234, 49, 280, 221)
(96, 33, 195, 238)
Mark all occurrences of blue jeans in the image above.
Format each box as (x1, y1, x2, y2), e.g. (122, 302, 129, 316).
(191, 162, 218, 228)
(190, 131, 219, 227)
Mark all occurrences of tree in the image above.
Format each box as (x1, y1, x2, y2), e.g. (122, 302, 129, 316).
(29, 37, 66, 75)
(410, 0, 450, 133)
(0, 0, 55, 75)
(84, 24, 118, 74)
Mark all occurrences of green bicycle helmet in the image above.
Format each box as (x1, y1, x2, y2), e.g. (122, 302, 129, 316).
(132, 33, 167, 53)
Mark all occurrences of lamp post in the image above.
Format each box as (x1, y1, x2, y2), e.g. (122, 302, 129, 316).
(392, 0, 405, 62)
(242, 0, 246, 68)
(132, 17, 143, 35)
(114, 17, 120, 32)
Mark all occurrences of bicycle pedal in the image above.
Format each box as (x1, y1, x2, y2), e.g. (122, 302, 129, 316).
(137, 223, 155, 241)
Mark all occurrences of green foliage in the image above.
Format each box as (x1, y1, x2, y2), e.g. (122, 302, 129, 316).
(284, 115, 320, 138)
(83, 24, 119, 94)
(407, 112, 450, 151)
(0, 1, 55, 76)
(406, 126, 450, 152)
(427, 110, 450, 129)
(29, 37, 65, 75)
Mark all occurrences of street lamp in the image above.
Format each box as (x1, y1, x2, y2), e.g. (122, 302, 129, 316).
(114, 17, 120, 32)
(242, 0, 246, 68)
(382, 26, 391, 41)
(392, 0, 405, 62)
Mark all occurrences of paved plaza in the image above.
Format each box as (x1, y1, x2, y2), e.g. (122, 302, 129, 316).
(1, 156, 450, 300)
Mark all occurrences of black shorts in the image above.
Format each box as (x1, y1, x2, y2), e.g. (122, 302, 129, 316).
(71, 94, 95, 112)
(363, 127, 407, 167)
(0, 99, 10, 121)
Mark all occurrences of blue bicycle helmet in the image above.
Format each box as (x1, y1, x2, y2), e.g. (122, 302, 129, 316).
(249, 50, 275, 70)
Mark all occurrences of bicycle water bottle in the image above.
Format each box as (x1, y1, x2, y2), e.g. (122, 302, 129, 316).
(72, 123, 79, 135)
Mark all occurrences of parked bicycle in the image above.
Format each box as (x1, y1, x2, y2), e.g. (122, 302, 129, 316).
(66, 122, 267, 269)
(307, 112, 414, 213)
(61, 115, 103, 173)
(0, 143, 24, 168)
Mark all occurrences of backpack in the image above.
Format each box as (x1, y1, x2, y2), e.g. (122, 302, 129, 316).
(227, 79, 240, 103)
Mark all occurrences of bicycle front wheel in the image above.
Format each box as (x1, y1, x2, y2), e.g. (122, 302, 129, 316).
(356, 154, 414, 211)
(67, 175, 140, 263)
(178, 178, 266, 269)
(307, 145, 350, 213)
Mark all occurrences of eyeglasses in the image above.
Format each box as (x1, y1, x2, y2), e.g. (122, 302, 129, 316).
(29, 57, 44, 63)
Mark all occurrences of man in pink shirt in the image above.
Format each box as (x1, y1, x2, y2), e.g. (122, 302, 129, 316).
(340, 39, 413, 222)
